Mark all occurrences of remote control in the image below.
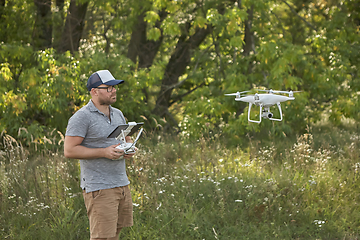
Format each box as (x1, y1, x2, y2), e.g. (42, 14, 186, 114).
(109, 126, 144, 160)
(116, 142, 136, 154)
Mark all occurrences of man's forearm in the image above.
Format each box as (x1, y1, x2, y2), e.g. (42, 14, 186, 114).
(64, 145, 105, 159)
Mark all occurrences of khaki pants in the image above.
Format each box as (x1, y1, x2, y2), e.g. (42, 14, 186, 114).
(83, 185, 133, 239)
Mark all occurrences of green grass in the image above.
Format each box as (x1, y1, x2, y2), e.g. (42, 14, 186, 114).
(1, 126, 360, 239)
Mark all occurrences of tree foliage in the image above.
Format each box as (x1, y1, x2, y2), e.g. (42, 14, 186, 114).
(0, 0, 359, 147)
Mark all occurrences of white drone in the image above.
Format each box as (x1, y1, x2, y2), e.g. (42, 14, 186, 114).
(225, 89, 300, 123)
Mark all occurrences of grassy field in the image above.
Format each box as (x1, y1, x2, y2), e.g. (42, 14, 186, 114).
(1, 125, 360, 240)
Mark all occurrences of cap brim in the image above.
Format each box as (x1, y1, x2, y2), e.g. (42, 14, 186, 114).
(105, 79, 125, 86)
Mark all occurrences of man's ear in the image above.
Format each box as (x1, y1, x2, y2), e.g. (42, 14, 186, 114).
(90, 88, 98, 96)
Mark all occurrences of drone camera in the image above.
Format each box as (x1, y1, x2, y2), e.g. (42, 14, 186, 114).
(262, 112, 273, 119)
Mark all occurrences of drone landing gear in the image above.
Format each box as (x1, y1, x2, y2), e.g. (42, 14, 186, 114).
(268, 103, 283, 122)
(248, 102, 282, 123)
(248, 103, 262, 123)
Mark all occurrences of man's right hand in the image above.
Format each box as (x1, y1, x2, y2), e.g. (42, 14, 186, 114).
(104, 143, 125, 160)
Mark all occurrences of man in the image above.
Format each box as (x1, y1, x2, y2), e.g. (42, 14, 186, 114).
(64, 70, 135, 240)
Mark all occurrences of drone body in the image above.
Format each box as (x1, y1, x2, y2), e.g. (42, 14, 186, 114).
(225, 89, 299, 123)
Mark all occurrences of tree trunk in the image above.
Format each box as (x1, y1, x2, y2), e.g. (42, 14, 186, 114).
(56, 0, 65, 18)
(127, 10, 166, 68)
(243, 5, 255, 56)
(33, 0, 52, 49)
(57, 0, 88, 53)
(0, 0, 5, 42)
(127, 9, 167, 105)
(152, 27, 211, 121)
(0, 0, 5, 22)
(52, 0, 65, 50)
(127, 12, 147, 65)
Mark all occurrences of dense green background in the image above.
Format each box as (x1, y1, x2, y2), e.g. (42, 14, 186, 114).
(0, 0, 359, 147)
(1, 1, 360, 239)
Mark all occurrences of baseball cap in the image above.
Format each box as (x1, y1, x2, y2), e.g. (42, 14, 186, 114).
(87, 70, 124, 91)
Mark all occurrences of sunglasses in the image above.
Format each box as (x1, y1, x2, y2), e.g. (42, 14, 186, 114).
(96, 86, 117, 92)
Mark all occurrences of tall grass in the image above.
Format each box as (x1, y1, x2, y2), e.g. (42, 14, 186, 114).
(1, 125, 360, 239)
(0, 132, 87, 240)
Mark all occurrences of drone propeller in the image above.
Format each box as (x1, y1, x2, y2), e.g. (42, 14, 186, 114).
(272, 90, 302, 94)
(255, 89, 301, 94)
(272, 90, 302, 97)
(225, 90, 251, 96)
(255, 89, 276, 94)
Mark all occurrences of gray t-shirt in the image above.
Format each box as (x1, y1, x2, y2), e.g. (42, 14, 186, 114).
(65, 100, 130, 193)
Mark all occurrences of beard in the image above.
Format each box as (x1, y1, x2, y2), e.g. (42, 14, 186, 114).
(99, 94, 117, 105)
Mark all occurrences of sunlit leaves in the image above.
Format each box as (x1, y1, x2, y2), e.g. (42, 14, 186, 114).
(144, 11, 162, 40)
(0, 0, 359, 143)
(0, 45, 86, 139)
(227, 19, 240, 35)
(0, 63, 12, 82)
(152, 0, 166, 8)
(162, 18, 181, 36)
(229, 36, 244, 48)
(206, 8, 222, 25)
(193, 16, 207, 29)
(225, 8, 248, 33)
(147, 27, 162, 41)
(2, 91, 27, 116)
(258, 41, 278, 63)
(145, 10, 160, 26)
(189, 16, 208, 35)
